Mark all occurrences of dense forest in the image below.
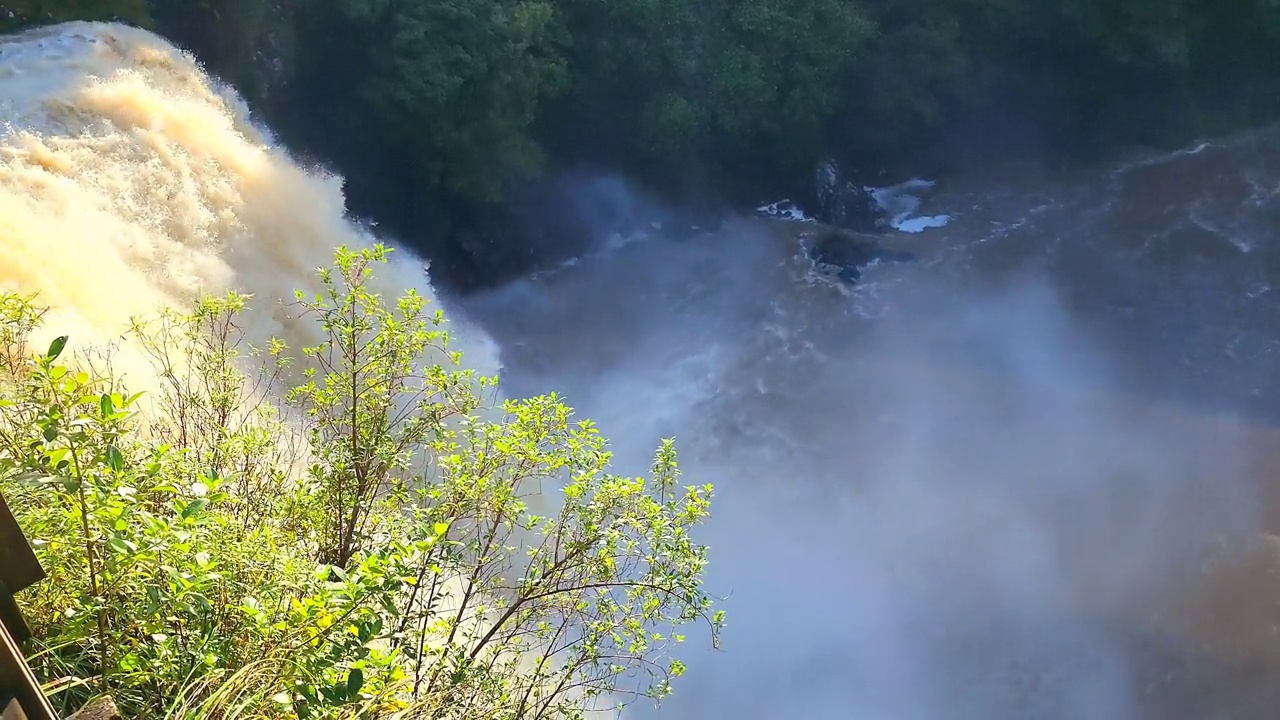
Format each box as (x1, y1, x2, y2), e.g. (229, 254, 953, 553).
(7, 0, 1280, 287)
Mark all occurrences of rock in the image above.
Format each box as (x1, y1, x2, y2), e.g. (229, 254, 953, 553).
(67, 697, 121, 720)
(807, 228, 915, 285)
(812, 160, 891, 233)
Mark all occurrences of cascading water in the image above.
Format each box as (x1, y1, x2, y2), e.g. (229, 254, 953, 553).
(0, 21, 499, 390)
(8, 18, 1280, 720)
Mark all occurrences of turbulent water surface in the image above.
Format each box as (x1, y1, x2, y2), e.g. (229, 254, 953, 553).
(8, 19, 1280, 720)
(460, 132, 1280, 719)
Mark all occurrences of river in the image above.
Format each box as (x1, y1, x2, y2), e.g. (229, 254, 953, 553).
(459, 128, 1280, 719)
(7, 18, 1280, 719)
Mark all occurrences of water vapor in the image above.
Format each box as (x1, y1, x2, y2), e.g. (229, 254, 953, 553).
(463, 177, 1280, 720)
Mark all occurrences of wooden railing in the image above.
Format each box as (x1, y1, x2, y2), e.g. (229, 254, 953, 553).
(0, 494, 117, 720)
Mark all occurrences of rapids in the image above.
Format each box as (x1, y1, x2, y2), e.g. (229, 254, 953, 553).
(460, 131, 1280, 719)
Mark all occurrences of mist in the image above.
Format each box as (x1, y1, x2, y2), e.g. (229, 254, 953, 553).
(0, 21, 499, 396)
(6, 18, 1280, 720)
(460, 179, 1277, 720)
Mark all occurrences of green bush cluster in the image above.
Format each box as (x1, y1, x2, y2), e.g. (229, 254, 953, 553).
(0, 246, 722, 719)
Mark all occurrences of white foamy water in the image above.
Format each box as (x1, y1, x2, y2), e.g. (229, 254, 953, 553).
(756, 198, 816, 222)
(0, 21, 499, 392)
(756, 178, 951, 232)
(866, 178, 952, 233)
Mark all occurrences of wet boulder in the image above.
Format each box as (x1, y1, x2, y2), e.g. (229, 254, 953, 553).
(808, 227, 915, 284)
(812, 160, 891, 233)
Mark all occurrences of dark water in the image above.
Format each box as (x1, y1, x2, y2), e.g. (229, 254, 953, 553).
(912, 129, 1280, 423)
(457, 128, 1280, 719)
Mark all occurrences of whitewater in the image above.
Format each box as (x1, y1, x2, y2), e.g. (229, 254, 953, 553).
(8, 19, 1280, 720)
(0, 21, 499, 391)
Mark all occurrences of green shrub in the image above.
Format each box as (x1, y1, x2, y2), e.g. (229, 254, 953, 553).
(0, 244, 722, 719)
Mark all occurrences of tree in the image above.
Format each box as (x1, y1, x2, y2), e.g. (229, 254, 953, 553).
(547, 0, 871, 199)
(0, 0, 150, 32)
(296, 0, 568, 208)
(1, 245, 722, 718)
(146, 0, 276, 103)
(702, 0, 873, 189)
(285, 244, 483, 568)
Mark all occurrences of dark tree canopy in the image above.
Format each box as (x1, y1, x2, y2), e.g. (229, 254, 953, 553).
(9, 0, 1280, 288)
(0, 0, 150, 31)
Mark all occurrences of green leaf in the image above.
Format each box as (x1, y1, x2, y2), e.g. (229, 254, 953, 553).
(180, 498, 208, 520)
(46, 335, 68, 361)
(346, 667, 364, 697)
(105, 445, 124, 474)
